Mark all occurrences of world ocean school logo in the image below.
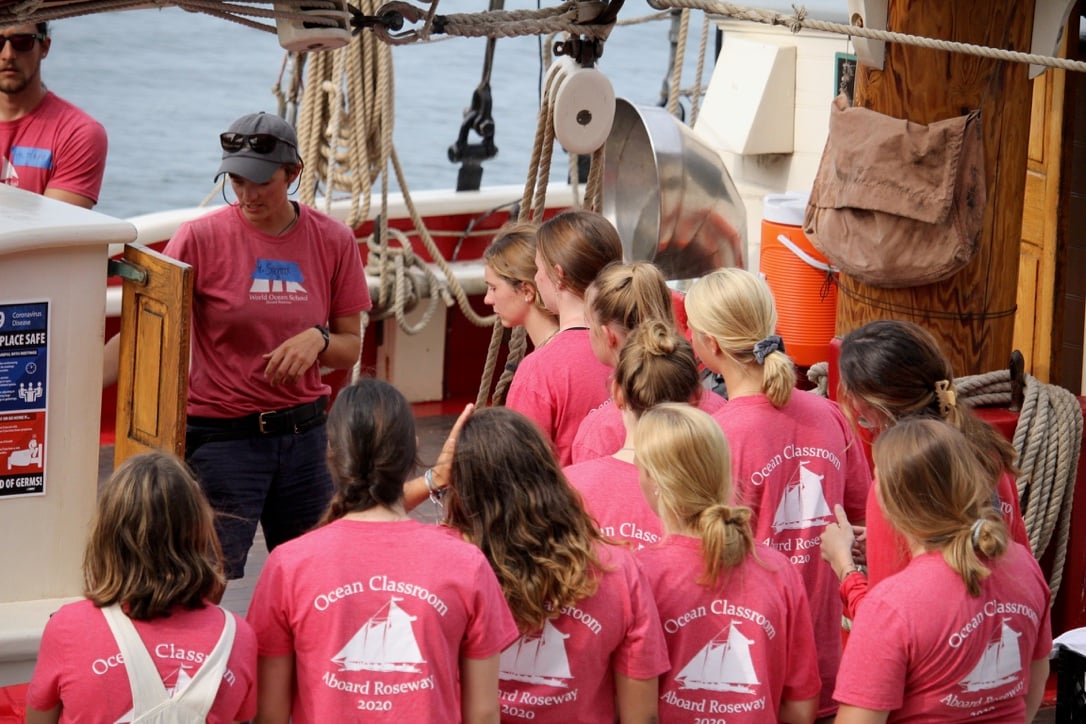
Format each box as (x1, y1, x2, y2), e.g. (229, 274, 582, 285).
(249, 259, 308, 297)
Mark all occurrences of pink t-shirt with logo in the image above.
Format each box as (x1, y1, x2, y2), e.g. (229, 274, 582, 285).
(710, 390, 871, 717)
(505, 328, 612, 466)
(570, 388, 727, 464)
(247, 518, 519, 724)
(637, 537, 821, 723)
(564, 456, 663, 549)
(497, 542, 670, 723)
(835, 545, 1052, 722)
(164, 204, 371, 417)
(27, 599, 257, 723)
(1, 92, 107, 203)
(864, 469, 1030, 593)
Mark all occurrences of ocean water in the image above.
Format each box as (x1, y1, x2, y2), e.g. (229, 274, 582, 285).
(42, 2, 703, 220)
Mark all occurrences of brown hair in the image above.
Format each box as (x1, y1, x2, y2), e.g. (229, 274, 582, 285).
(321, 377, 418, 523)
(685, 268, 796, 406)
(587, 261, 675, 333)
(873, 418, 1009, 596)
(83, 452, 224, 620)
(838, 319, 1017, 481)
(535, 210, 623, 299)
(483, 222, 552, 316)
(614, 320, 701, 416)
(445, 407, 606, 632)
(636, 404, 755, 584)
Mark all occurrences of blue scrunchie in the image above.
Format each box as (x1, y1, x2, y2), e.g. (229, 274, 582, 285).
(753, 335, 784, 364)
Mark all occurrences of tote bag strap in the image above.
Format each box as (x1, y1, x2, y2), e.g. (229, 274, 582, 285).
(170, 608, 236, 720)
(100, 604, 171, 713)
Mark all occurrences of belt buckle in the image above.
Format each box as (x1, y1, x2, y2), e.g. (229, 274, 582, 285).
(258, 410, 275, 435)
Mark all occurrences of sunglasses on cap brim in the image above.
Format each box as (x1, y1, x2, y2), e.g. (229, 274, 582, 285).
(219, 133, 295, 155)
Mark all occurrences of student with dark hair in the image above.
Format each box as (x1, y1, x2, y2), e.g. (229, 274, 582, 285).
(820, 319, 1029, 620)
(834, 418, 1050, 722)
(636, 404, 820, 724)
(26, 451, 257, 723)
(445, 406, 669, 723)
(247, 378, 517, 723)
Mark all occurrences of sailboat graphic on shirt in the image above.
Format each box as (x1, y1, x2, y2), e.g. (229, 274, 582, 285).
(676, 621, 760, 693)
(771, 461, 833, 533)
(249, 259, 308, 294)
(959, 619, 1022, 692)
(499, 620, 573, 687)
(113, 666, 193, 723)
(331, 596, 425, 673)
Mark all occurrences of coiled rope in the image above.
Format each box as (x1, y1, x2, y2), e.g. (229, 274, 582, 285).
(291, 0, 495, 379)
(955, 370, 1083, 600)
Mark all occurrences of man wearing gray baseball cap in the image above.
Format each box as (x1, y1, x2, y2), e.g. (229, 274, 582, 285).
(164, 110, 372, 579)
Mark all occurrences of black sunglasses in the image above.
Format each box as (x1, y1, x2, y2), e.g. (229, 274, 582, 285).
(219, 133, 294, 155)
(0, 33, 45, 53)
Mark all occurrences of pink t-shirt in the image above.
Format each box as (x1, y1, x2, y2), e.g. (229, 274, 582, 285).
(710, 390, 871, 717)
(497, 542, 670, 723)
(27, 599, 257, 723)
(505, 328, 612, 466)
(637, 538, 821, 723)
(564, 456, 663, 549)
(164, 204, 371, 417)
(0, 92, 107, 203)
(865, 469, 1030, 592)
(570, 388, 727, 464)
(247, 518, 518, 723)
(835, 545, 1052, 722)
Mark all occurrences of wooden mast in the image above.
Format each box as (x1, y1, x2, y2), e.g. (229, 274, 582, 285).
(837, 0, 1037, 377)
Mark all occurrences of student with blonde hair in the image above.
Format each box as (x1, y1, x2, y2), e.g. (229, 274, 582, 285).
(570, 260, 725, 463)
(565, 319, 703, 549)
(684, 267, 869, 719)
(483, 222, 559, 356)
(505, 210, 621, 465)
(247, 378, 517, 723)
(635, 403, 820, 724)
(445, 406, 669, 723)
(834, 418, 1051, 723)
(26, 451, 257, 723)
(820, 319, 1029, 620)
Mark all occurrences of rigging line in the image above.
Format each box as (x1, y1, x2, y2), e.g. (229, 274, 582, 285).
(649, 0, 1086, 73)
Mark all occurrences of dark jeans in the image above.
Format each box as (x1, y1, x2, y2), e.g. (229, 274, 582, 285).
(186, 422, 333, 579)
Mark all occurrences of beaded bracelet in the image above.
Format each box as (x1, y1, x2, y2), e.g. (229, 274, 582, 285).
(425, 468, 446, 506)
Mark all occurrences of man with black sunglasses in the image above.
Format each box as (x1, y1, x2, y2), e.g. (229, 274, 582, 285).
(1, 20, 107, 209)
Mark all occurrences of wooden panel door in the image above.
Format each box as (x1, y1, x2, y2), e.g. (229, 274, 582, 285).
(113, 244, 192, 469)
(1014, 47, 1068, 383)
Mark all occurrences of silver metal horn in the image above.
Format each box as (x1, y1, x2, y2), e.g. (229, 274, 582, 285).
(602, 98, 746, 280)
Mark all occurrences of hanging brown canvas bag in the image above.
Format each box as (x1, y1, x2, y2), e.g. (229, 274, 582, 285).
(803, 94, 986, 288)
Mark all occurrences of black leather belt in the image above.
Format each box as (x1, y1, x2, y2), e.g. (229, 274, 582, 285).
(188, 397, 328, 437)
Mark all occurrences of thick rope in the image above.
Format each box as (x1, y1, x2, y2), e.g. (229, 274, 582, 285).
(688, 10, 710, 125)
(477, 55, 583, 409)
(647, 0, 1086, 74)
(666, 8, 690, 117)
(955, 370, 1082, 600)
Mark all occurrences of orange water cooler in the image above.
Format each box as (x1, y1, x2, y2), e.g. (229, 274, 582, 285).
(759, 192, 837, 367)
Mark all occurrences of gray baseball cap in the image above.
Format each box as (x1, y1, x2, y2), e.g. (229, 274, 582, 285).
(215, 112, 302, 184)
